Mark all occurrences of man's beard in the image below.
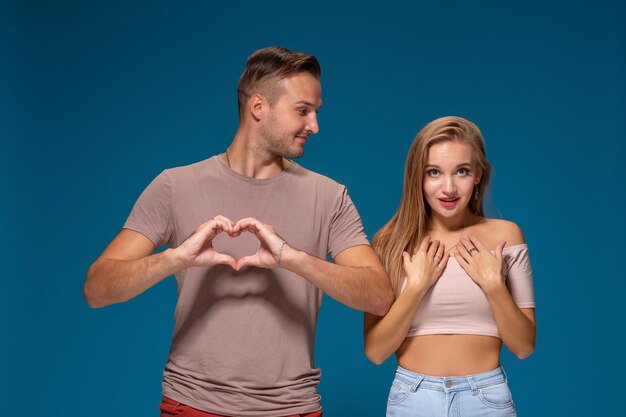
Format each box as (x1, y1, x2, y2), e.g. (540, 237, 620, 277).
(261, 115, 305, 159)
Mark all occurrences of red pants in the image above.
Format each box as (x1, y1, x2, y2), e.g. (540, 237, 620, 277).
(160, 396, 323, 417)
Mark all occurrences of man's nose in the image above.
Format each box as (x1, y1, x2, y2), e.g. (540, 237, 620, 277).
(306, 114, 319, 134)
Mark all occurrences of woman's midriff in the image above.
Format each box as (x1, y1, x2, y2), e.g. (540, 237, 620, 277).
(396, 334, 502, 376)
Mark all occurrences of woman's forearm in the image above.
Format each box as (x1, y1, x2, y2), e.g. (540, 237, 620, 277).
(485, 284, 536, 359)
(364, 285, 428, 364)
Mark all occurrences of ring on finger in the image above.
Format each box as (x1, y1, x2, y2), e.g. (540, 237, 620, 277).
(467, 248, 478, 255)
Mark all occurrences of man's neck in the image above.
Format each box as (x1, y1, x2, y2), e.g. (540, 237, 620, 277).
(225, 130, 286, 179)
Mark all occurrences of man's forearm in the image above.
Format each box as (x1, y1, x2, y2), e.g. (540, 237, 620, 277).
(84, 249, 183, 308)
(281, 247, 393, 315)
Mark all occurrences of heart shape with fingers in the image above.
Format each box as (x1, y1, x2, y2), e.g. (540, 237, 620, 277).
(176, 215, 288, 271)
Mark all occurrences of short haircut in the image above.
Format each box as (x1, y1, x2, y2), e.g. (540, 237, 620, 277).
(237, 46, 321, 116)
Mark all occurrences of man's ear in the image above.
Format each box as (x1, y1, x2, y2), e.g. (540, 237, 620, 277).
(248, 94, 265, 121)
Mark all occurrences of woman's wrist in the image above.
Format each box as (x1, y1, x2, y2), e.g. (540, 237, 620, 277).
(403, 278, 430, 298)
(481, 277, 507, 297)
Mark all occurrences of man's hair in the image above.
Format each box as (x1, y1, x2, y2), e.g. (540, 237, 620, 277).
(237, 46, 321, 116)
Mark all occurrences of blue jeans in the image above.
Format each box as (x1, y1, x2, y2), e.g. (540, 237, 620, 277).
(386, 366, 517, 417)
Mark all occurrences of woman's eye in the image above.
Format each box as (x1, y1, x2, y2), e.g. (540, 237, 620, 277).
(457, 168, 470, 176)
(427, 170, 440, 177)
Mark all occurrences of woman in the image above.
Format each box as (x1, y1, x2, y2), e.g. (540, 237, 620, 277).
(365, 116, 536, 416)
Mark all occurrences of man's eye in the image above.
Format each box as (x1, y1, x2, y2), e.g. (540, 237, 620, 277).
(297, 108, 308, 115)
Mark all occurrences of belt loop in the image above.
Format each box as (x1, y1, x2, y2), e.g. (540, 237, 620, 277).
(500, 366, 508, 382)
(467, 375, 479, 396)
(411, 374, 424, 392)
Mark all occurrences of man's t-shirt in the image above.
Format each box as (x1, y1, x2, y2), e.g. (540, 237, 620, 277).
(124, 156, 369, 416)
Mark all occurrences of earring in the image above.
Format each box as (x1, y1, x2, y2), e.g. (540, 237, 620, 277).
(474, 187, 479, 201)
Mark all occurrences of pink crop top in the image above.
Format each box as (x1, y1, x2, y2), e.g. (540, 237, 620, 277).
(399, 244, 535, 338)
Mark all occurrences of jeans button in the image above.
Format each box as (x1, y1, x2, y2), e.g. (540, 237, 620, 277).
(445, 380, 453, 388)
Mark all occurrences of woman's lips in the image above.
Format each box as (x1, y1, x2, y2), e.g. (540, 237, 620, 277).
(438, 197, 459, 208)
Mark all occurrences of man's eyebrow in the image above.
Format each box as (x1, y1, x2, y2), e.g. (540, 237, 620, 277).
(294, 100, 322, 109)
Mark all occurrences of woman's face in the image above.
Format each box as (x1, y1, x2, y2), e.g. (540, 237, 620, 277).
(423, 140, 480, 221)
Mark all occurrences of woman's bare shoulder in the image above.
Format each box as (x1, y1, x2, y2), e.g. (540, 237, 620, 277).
(475, 218, 526, 247)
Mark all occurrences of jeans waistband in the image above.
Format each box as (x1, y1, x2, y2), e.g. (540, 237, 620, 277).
(393, 366, 507, 393)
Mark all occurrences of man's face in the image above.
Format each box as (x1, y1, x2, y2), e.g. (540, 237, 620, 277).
(259, 73, 322, 158)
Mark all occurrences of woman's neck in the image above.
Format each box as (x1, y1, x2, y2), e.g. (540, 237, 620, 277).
(428, 210, 478, 233)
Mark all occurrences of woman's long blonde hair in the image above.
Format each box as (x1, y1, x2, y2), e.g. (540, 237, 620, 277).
(372, 116, 491, 292)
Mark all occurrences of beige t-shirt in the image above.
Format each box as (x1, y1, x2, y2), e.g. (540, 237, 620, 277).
(124, 156, 369, 416)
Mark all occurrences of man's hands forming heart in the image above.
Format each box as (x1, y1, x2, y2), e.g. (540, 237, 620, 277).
(173, 215, 289, 271)
(233, 217, 288, 270)
(173, 215, 238, 269)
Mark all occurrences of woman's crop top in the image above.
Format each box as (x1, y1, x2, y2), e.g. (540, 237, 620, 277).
(398, 244, 535, 338)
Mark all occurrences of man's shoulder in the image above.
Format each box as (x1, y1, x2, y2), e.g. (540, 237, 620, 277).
(162, 156, 218, 180)
(165, 156, 215, 175)
(289, 161, 346, 191)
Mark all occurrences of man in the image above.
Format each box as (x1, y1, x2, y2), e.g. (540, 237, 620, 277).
(84, 46, 393, 417)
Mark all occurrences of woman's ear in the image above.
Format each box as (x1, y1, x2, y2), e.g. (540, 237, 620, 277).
(474, 169, 482, 185)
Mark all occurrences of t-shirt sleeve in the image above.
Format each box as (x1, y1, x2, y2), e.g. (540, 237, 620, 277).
(504, 245, 535, 308)
(327, 187, 370, 259)
(123, 170, 175, 248)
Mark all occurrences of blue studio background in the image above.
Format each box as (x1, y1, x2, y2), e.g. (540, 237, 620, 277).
(2, 1, 625, 416)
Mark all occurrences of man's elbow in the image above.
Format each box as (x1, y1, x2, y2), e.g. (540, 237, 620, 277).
(84, 263, 110, 308)
(83, 277, 109, 308)
(83, 282, 103, 308)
